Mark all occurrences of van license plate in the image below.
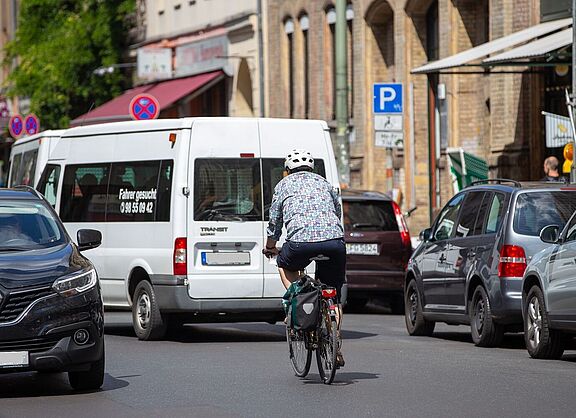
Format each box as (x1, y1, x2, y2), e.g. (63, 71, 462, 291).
(346, 243, 379, 256)
(0, 351, 28, 368)
(201, 252, 251, 266)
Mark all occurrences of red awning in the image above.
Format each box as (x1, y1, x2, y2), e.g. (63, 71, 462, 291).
(71, 70, 224, 126)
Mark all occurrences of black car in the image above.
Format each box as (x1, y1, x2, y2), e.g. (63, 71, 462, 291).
(405, 180, 576, 347)
(0, 187, 104, 390)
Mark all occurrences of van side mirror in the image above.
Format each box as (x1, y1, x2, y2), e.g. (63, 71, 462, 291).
(77, 229, 102, 252)
(539, 225, 560, 244)
(419, 228, 432, 242)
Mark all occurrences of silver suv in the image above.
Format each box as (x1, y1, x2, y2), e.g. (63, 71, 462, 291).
(405, 180, 576, 347)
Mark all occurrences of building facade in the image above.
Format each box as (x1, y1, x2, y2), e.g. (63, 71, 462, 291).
(73, 0, 266, 125)
(266, 0, 567, 233)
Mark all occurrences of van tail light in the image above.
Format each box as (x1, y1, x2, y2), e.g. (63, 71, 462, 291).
(173, 238, 187, 276)
(498, 245, 527, 278)
(322, 288, 337, 299)
(392, 202, 411, 249)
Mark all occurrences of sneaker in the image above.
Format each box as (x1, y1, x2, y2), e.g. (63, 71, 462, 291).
(336, 352, 345, 369)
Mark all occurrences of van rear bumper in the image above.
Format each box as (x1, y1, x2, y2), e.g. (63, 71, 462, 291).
(154, 284, 284, 314)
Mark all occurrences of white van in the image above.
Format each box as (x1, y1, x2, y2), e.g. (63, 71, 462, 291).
(8, 130, 65, 189)
(38, 118, 341, 340)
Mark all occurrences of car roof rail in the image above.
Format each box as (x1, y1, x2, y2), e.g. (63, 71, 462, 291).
(12, 185, 43, 199)
(467, 178, 521, 188)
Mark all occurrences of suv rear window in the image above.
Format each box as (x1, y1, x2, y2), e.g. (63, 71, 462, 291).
(513, 191, 576, 236)
(343, 200, 398, 231)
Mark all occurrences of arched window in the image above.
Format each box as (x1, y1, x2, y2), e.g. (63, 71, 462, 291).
(346, 3, 354, 118)
(284, 18, 295, 118)
(326, 6, 336, 120)
(299, 13, 310, 118)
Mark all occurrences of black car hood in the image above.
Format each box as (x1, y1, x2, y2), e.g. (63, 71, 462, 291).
(0, 243, 91, 289)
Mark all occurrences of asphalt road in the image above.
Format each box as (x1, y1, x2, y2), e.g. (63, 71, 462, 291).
(1, 302, 576, 418)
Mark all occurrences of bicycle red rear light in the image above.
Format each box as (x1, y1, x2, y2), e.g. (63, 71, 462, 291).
(322, 289, 337, 298)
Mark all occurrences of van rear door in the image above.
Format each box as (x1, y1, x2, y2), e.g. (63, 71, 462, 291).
(259, 119, 338, 298)
(187, 119, 264, 299)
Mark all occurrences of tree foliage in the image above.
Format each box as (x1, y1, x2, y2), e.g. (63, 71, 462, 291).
(4, 0, 135, 128)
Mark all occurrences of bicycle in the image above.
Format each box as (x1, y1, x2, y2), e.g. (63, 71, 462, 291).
(285, 272, 340, 385)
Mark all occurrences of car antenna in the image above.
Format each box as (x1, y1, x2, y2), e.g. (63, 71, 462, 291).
(78, 102, 95, 127)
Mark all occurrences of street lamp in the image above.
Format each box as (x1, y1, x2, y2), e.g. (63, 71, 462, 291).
(93, 63, 136, 76)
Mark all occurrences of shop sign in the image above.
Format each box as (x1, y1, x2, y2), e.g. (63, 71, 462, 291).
(175, 35, 228, 77)
(543, 111, 574, 148)
(137, 48, 172, 81)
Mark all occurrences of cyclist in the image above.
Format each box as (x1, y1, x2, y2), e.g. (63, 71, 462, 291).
(262, 149, 346, 367)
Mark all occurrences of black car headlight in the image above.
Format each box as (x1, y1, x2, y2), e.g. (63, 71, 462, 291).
(52, 269, 97, 297)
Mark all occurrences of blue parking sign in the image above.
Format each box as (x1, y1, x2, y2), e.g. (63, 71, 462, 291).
(373, 83, 403, 113)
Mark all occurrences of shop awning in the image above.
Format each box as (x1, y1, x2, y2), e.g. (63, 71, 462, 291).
(447, 148, 489, 193)
(411, 18, 571, 74)
(483, 28, 572, 64)
(71, 70, 225, 126)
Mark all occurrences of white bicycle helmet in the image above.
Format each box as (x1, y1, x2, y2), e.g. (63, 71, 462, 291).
(284, 149, 315, 171)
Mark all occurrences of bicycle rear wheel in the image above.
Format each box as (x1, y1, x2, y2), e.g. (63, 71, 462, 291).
(316, 300, 338, 384)
(286, 325, 312, 377)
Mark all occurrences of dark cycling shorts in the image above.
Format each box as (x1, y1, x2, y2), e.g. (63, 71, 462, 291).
(277, 238, 346, 301)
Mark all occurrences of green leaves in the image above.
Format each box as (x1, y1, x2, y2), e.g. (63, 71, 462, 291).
(4, 0, 135, 128)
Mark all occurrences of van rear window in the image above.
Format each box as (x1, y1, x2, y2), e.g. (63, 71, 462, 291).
(343, 200, 398, 232)
(194, 159, 262, 221)
(262, 158, 325, 220)
(513, 191, 576, 236)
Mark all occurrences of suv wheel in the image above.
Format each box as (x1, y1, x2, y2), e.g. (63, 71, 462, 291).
(470, 286, 503, 347)
(524, 285, 564, 359)
(69, 349, 105, 391)
(405, 280, 435, 336)
(132, 280, 167, 341)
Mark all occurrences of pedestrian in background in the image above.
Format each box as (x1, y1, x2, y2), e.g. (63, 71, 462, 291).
(541, 156, 565, 182)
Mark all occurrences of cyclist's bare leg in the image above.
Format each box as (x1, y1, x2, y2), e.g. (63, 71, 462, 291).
(279, 267, 305, 289)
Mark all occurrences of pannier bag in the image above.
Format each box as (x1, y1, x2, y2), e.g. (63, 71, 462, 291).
(282, 275, 320, 331)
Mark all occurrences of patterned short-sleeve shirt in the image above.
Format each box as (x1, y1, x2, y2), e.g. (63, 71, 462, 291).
(267, 171, 343, 242)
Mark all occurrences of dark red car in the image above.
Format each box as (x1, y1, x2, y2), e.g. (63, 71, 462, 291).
(343, 190, 412, 313)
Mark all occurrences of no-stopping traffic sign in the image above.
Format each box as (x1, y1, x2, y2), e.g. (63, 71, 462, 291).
(9, 114, 24, 138)
(129, 94, 160, 120)
(24, 114, 40, 136)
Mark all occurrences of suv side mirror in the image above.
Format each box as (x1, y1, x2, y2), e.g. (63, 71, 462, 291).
(539, 225, 560, 244)
(77, 229, 102, 252)
(419, 228, 432, 242)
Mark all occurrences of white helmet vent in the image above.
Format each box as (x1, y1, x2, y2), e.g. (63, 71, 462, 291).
(285, 149, 314, 171)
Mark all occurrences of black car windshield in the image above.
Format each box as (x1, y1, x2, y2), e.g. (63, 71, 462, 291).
(513, 191, 576, 236)
(0, 199, 67, 250)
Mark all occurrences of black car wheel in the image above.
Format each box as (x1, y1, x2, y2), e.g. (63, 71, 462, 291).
(68, 349, 105, 391)
(524, 285, 564, 359)
(470, 286, 503, 347)
(132, 280, 167, 341)
(404, 280, 435, 336)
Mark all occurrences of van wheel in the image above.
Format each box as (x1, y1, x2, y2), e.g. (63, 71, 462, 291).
(524, 285, 564, 359)
(470, 286, 504, 347)
(69, 350, 105, 391)
(405, 280, 435, 336)
(132, 281, 167, 341)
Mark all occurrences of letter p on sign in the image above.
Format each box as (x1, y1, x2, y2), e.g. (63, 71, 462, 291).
(373, 83, 403, 114)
